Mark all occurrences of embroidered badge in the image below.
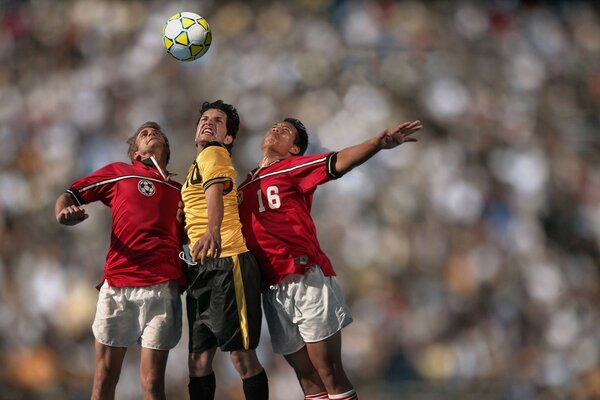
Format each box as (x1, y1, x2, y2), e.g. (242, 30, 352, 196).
(138, 180, 156, 196)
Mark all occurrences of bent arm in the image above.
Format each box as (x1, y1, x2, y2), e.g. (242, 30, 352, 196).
(335, 120, 422, 175)
(191, 183, 224, 263)
(55, 192, 89, 225)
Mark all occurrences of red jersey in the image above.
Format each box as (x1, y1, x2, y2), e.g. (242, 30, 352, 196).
(67, 160, 185, 288)
(238, 152, 342, 285)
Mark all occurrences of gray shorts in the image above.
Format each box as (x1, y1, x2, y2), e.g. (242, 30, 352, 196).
(92, 280, 182, 350)
(263, 265, 353, 355)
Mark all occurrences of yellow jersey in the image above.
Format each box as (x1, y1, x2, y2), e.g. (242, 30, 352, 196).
(181, 144, 248, 257)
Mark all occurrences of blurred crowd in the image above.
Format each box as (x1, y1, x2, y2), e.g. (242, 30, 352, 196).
(1, 0, 599, 399)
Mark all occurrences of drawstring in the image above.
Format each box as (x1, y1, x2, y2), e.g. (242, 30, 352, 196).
(179, 251, 199, 266)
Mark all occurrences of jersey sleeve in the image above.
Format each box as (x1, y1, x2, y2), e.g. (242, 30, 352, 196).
(197, 145, 235, 195)
(66, 163, 121, 206)
(291, 152, 342, 193)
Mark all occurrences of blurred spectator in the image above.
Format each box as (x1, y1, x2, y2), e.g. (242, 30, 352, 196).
(1, 0, 599, 399)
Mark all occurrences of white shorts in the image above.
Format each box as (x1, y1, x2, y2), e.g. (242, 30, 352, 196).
(92, 280, 182, 350)
(263, 265, 353, 355)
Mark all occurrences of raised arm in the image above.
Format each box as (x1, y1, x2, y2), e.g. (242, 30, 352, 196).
(334, 120, 422, 175)
(55, 192, 89, 225)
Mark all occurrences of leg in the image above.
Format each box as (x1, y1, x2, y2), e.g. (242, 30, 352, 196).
(230, 350, 268, 400)
(283, 345, 327, 396)
(188, 347, 217, 399)
(91, 341, 127, 400)
(305, 331, 353, 395)
(189, 347, 217, 376)
(140, 347, 169, 400)
(230, 349, 263, 379)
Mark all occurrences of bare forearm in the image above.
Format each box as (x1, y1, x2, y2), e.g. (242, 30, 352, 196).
(205, 184, 224, 234)
(334, 120, 422, 175)
(334, 137, 380, 175)
(191, 183, 224, 261)
(55, 193, 75, 220)
(55, 192, 88, 225)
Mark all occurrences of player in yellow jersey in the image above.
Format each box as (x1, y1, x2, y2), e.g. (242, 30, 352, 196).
(181, 100, 268, 400)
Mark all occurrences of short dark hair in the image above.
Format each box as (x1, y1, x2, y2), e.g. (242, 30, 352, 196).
(126, 121, 171, 164)
(284, 117, 308, 155)
(198, 100, 240, 150)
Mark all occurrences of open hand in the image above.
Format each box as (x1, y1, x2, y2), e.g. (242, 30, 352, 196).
(378, 120, 422, 149)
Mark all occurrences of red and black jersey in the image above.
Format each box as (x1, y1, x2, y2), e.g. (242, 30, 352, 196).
(67, 160, 185, 288)
(238, 152, 342, 285)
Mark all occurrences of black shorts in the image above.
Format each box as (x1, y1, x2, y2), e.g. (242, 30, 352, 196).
(186, 251, 263, 353)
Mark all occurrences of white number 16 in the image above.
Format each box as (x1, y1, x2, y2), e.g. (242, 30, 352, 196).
(257, 186, 281, 212)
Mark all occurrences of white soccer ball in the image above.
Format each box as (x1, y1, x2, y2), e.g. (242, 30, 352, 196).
(162, 12, 212, 62)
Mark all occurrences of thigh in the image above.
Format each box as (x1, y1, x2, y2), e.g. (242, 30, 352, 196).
(140, 347, 169, 380)
(139, 280, 182, 350)
(186, 267, 218, 353)
(213, 252, 262, 352)
(95, 340, 127, 374)
(262, 287, 304, 355)
(187, 253, 262, 353)
(93, 282, 140, 347)
(295, 268, 353, 343)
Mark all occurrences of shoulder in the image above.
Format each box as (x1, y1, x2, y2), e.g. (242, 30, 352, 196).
(283, 153, 329, 168)
(90, 161, 131, 176)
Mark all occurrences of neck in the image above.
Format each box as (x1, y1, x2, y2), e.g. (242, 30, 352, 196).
(259, 154, 281, 167)
(196, 140, 206, 154)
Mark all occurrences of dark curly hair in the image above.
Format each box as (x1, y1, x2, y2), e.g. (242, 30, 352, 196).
(284, 117, 309, 155)
(198, 100, 240, 150)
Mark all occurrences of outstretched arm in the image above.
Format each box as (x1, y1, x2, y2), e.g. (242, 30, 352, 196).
(334, 120, 422, 175)
(55, 192, 89, 225)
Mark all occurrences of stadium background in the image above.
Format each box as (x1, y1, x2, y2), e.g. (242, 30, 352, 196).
(1, 0, 599, 399)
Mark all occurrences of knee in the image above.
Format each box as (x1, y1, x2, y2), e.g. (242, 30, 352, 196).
(312, 359, 344, 384)
(141, 373, 164, 395)
(94, 362, 120, 385)
(189, 352, 213, 377)
(230, 350, 263, 379)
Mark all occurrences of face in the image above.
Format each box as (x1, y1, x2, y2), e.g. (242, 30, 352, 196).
(262, 121, 299, 155)
(195, 108, 232, 146)
(134, 126, 166, 159)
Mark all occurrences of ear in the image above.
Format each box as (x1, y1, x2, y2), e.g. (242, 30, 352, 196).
(289, 144, 300, 155)
(133, 151, 142, 161)
(224, 135, 234, 146)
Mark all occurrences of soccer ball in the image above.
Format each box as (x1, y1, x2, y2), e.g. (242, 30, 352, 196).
(162, 12, 212, 62)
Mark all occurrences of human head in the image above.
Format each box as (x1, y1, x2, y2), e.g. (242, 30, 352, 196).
(197, 100, 240, 150)
(126, 121, 171, 165)
(284, 117, 308, 155)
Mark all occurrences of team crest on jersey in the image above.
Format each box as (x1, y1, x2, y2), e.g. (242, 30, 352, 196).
(138, 180, 156, 196)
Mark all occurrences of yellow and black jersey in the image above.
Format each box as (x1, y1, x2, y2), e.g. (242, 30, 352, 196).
(182, 143, 248, 257)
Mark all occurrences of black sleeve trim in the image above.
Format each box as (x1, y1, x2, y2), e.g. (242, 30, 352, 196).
(203, 177, 233, 195)
(326, 152, 343, 179)
(66, 188, 85, 206)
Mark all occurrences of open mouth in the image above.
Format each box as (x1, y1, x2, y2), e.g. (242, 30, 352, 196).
(201, 128, 215, 137)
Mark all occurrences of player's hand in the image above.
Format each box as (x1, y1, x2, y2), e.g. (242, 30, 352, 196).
(56, 205, 88, 225)
(377, 120, 422, 149)
(191, 230, 221, 264)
